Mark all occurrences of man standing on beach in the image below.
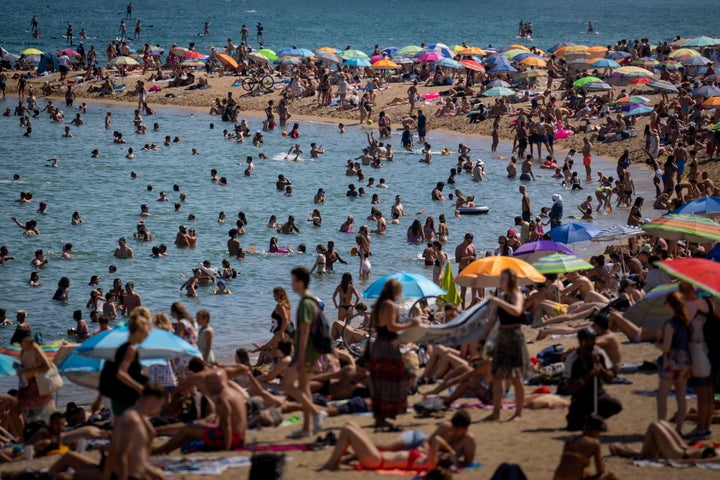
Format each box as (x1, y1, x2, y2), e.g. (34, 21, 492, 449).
(582, 137, 594, 182)
(241, 24, 249, 44)
(455, 233, 477, 309)
(105, 384, 165, 480)
(256, 23, 264, 45)
(417, 109, 427, 144)
(281, 267, 326, 438)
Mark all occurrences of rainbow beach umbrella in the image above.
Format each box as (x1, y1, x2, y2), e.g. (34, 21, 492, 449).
(642, 214, 720, 243)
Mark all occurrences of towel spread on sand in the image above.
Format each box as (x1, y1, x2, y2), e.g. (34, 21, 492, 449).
(354, 462, 482, 476)
(632, 459, 720, 470)
(153, 455, 251, 474)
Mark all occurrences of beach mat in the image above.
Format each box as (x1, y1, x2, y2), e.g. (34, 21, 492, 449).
(153, 455, 251, 474)
(354, 461, 482, 475)
(180, 440, 310, 454)
(632, 459, 720, 470)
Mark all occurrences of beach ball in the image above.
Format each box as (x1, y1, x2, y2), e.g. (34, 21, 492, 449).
(281, 131, 288, 137)
(367, 120, 373, 125)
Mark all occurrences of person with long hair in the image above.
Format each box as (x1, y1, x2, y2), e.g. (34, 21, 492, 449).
(17, 332, 55, 423)
(423, 216, 437, 241)
(407, 219, 425, 244)
(482, 269, 529, 421)
(253, 287, 293, 365)
(657, 291, 691, 434)
(110, 306, 152, 415)
(333, 272, 361, 321)
(368, 279, 420, 431)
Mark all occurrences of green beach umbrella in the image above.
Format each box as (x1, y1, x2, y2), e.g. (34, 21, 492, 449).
(439, 262, 461, 306)
(483, 86, 515, 97)
(339, 49, 369, 60)
(257, 49, 278, 61)
(398, 45, 422, 56)
(532, 253, 593, 275)
(501, 48, 528, 59)
(573, 76, 603, 88)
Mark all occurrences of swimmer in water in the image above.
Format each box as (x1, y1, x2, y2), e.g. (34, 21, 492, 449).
(46, 158, 58, 168)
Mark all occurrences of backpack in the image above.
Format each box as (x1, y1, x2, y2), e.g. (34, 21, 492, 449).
(306, 296, 334, 355)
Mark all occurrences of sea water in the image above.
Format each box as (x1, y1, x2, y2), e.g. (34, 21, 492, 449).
(2, 0, 718, 56)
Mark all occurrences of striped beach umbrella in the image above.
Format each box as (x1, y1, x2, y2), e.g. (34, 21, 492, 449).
(591, 225, 645, 242)
(643, 214, 720, 243)
(647, 80, 679, 93)
(624, 283, 677, 331)
(669, 48, 701, 58)
(533, 254, 593, 275)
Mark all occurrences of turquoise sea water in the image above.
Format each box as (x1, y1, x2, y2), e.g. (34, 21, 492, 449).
(0, 0, 715, 398)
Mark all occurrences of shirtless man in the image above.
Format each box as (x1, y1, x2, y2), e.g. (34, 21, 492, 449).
(175, 225, 191, 247)
(154, 371, 247, 453)
(561, 271, 595, 304)
(113, 237, 134, 259)
(455, 233, 477, 308)
(391, 195, 405, 219)
(227, 229, 240, 257)
(431, 182, 446, 201)
(123, 282, 142, 315)
(106, 384, 165, 480)
(582, 136, 594, 182)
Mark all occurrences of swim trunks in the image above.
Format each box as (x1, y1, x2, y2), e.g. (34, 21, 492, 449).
(401, 430, 428, 450)
(583, 155, 592, 166)
(202, 425, 245, 449)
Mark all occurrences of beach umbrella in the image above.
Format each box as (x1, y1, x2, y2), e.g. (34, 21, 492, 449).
(426, 43, 454, 58)
(706, 243, 720, 261)
(505, 44, 531, 53)
(616, 95, 651, 104)
(567, 58, 591, 70)
(691, 85, 720, 97)
(661, 61, 683, 70)
(669, 48, 701, 58)
(169, 46, 188, 56)
(417, 51, 444, 63)
(247, 52, 269, 64)
(484, 55, 509, 66)
(339, 49, 369, 60)
(459, 59, 484, 72)
(632, 57, 659, 69)
(316, 46, 337, 54)
(647, 80, 679, 93)
(684, 36, 720, 48)
(683, 56, 713, 66)
(606, 51, 631, 60)
(614, 66, 654, 77)
(704, 74, 720, 83)
(502, 48, 530, 60)
(1, 343, 66, 361)
(670, 197, 720, 217)
(459, 47, 487, 57)
(588, 46, 608, 54)
(108, 56, 139, 66)
(624, 283, 677, 331)
(455, 256, 545, 288)
(276, 47, 313, 58)
(257, 48, 278, 60)
(511, 52, 535, 61)
(591, 225, 645, 242)
(1, 53, 20, 62)
(398, 45, 422, 56)
(20, 48, 43, 55)
(519, 56, 547, 68)
(180, 60, 205, 67)
(629, 77, 653, 85)
(513, 240, 574, 264)
(487, 79, 511, 88)
(555, 45, 589, 57)
(362, 272, 446, 299)
(549, 41, 576, 53)
(483, 86, 515, 97)
(704, 97, 720, 107)
(548, 222, 600, 244)
(533, 253, 593, 275)
(344, 57, 370, 67)
(439, 262, 461, 306)
(623, 105, 653, 117)
(317, 52, 342, 63)
(183, 51, 206, 60)
(372, 59, 400, 69)
(487, 63, 517, 73)
(657, 258, 720, 299)
(394, 57, 414, 65)
(0, 353, 18, 376)
(75, 326, 200, 361)
(57, 49, 80, 58)
(591, 58, 620, 68)
(518, 69, 547, 79)
(583, 82, 614, 91)
(573, 76, 603, 87)
(380, 47, 398, 57)
(643, 214, 720, 243)
(216, 53, 238, 69)
(436, 58, 462, 69)
(56, 351, 103, 389)
(276, 56, 301, 65)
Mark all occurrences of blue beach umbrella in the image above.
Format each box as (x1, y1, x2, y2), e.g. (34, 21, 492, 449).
(380, 47, 398, 57)
(692, 85, 720, 97)
(75, 326, 200, 361)
(671, 196, 720, 217)
(683, 36, 720, 48)
(606, 51, 631, 60)
(549, 222, 600, 244)
(488, 63, 517, 73)
(706, 243, 720, 262)
(276, 47, 314, 58)
(362, 272, 446, 299)
(344, 57, 371, 67)
(483, 86, 515, 97)
(436, 58, 462, 69)
(591, 58, 621, 68)
(683, 56, 713, 66)
(487, 79, 511, 88)
(484, 55, 508, 65)
(425, 43, 454, 58)
(0, 353, 18, 376)
(623, 105, 654, 117)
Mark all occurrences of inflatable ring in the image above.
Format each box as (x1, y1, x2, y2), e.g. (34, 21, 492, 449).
(458, 206, 490, 215)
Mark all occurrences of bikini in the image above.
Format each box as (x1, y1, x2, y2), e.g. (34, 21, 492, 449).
(562, 450, 590, 467)
(376, 449, 423, 470)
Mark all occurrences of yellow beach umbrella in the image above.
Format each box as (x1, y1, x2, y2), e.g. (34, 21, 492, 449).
(215, 53, 238, 69)
(459, 46, 487, 56)
(316, 46, 337, 54)
(588, 46, 608, 53)
(704, 97, 720, 107)
(519, 56, 547, 67)
(555, 45, 589, 56)
(20, 48, 44, 55)
(455, 256, 545, 288)
(615, 66, 654, 77)
(507, 44, 531, 52)
(669, 48, 701, 58)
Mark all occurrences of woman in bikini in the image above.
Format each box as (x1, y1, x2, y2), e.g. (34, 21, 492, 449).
(610, 420, 719, 463)
(319, 421, 445, 471)
(253, 287, 293, 365)
(332, 272, 361, 322)
(554, 415, 617, 480)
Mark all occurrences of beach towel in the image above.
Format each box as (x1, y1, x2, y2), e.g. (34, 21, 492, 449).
(180, 440, 310, 454)
(632, 459, 720, 470)
(153, 455, 251, 475)
(353, 461, 482, 476)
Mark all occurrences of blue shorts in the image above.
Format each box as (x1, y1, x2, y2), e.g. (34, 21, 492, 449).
(676, 160, 686, 175)
(401, 430, 428, 450)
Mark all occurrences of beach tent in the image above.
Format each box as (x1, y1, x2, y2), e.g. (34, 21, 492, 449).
(37, 53, 58, 75)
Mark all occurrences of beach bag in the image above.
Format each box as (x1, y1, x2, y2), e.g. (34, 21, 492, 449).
(306, 297, 334, 355)
(249, 452, 285, 480)
(36, 363, 63, 396)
